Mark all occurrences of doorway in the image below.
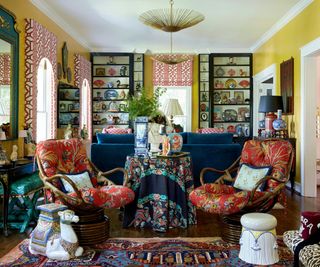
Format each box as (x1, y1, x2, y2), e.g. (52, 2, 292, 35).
(301, 37, 320, 197)
(253, 64, 276, 135)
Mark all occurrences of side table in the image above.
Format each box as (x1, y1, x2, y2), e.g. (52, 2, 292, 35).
(123, 153, 197, 232)
(0, 159, 42, 236)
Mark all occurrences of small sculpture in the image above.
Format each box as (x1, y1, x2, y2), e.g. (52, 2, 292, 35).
(46, 209, 84, 261)
(64, 124, 73, 139)
(10, 145, 18, 162)
(80, 124, 88, 140)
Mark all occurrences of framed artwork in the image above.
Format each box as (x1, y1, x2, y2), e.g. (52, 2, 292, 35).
(280, 57, 294, 114)
(234, 91, 244, 104)
(213, 106, 223, 121)
(62, 42, 68, 79)
(134, 117, 148, 156)
(220, 91, 230, 104)
(95, 67, 105, 76)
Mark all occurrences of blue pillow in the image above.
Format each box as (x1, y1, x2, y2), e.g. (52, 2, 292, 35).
(97, 133, 134, 144)
(187, 133, 233, 144)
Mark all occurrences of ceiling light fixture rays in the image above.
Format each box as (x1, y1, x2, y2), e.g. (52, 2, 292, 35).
(139, 0, 204, 32)
(139, 0, 204, 65)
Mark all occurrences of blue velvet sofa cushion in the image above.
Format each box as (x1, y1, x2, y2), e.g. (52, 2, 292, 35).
(182, 143, 242, 187)
(91, 143, 134, 185)
(97, 133, 134, 144)
(187, 133, 233, 144)
(180, 132, 188, 144)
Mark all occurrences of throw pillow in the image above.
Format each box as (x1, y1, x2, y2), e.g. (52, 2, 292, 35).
(299, 211, 320, 240)
(102, 127, 132, 134)
(233, 164, 272, 191)
(60, 171, 93, 193)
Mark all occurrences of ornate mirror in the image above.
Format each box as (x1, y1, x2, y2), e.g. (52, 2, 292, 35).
(0, 5, 19, 140)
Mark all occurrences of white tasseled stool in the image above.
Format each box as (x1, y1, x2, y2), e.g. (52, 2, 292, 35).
(239, 212, 279, 265)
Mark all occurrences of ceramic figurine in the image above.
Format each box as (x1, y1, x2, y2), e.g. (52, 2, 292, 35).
(273, 110, 287, 130)
(80, 124, 88, 140)
(64, 124, 73, 139)
(10, 145, 18, 162)
(46, 209, 83, 261)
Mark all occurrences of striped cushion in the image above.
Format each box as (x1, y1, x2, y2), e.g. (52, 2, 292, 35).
(197, 128, 224, 134)
(102, 127, 132, 134)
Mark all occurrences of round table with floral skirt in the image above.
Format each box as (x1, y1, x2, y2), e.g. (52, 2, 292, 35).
(123, 153, 197, 232)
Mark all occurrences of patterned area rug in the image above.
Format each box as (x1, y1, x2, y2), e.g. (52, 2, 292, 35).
(0, 237, 293, 266)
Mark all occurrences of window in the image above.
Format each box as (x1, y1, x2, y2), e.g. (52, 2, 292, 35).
(36, 58, 53, 142)
(158, 86, 192, 132)
(81, 79, 89, 128)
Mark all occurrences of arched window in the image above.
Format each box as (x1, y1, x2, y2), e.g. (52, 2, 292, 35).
(36, 58, 54, 142)
(81, 78, 89, 128)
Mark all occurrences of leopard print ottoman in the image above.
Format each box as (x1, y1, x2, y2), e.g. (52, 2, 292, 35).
(283, 230, 304, 252)
(299, 243, 320, 267)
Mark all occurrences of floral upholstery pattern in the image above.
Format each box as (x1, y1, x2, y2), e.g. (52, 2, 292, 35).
(189, 139, 293, 215)
(36, 138, 134, 209)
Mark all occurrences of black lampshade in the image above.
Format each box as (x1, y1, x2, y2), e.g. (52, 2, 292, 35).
(258, 96, 284, 113)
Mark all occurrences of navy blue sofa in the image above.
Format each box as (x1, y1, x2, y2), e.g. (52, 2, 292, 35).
(91, 132, 242, 187)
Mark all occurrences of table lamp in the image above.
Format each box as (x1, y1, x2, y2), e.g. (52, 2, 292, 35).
(258, 96, 284, 132)
(163, 99, 184, 126)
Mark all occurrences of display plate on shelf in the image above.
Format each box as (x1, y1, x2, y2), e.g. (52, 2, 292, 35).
(213, 92, 221, 103)
(225, 79, 237, 88)
(201, 112, 208, 121)
(223, 109, 237, 121)
(93, 79, 105, 88)
(119, 113, 129, 123)
(200, 103, 207, 112)
(104, 89, 118, 100)
(108, 101, 119, 112)
(239, 80, 250, 88)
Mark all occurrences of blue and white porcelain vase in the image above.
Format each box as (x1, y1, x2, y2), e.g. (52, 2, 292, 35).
(273, 109, 286, 130)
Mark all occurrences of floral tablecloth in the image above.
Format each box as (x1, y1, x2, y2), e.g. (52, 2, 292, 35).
(123, 154, 197, 232)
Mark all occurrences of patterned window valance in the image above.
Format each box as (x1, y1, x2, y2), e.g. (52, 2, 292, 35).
(24, 18, 57, 140)
(153, 55, 193, 86)
(0, 53, 10, 85)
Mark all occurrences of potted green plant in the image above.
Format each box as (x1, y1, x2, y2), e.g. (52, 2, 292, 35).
(126, 87, 166, 120)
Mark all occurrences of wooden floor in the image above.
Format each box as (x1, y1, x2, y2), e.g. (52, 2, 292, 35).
(1, 187, 320, 258)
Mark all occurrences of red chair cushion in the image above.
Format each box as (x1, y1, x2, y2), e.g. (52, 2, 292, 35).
(69, 185, 135, 209)
(189, 184, 251, 215)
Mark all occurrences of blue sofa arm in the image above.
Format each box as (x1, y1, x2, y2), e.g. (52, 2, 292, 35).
(181, 143, 242, 187)
(91, 143, 134, 185)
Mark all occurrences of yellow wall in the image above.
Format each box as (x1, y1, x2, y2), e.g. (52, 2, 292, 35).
(253, 0, 320, 183)
(1, 0, 90, 156)
(144, 55, 199, 132)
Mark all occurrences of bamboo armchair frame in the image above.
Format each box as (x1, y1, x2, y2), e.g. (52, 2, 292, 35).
(36, 155, 129, 214)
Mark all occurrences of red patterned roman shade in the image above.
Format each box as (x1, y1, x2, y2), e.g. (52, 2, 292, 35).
(153, 55, 193, 86)
(0, 53, 10, 85)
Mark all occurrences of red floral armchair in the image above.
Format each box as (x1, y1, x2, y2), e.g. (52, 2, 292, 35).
(189, 139, 294, 242)
(36, 138, 135, 213)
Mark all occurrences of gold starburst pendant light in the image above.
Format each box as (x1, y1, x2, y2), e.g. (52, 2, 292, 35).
(139, 0, 204, 65)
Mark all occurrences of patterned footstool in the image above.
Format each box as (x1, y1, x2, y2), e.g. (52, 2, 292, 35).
(239, 212, 279, 265)
(283, 230, 304, 252)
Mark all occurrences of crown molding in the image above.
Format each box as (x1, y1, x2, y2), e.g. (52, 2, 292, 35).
(30, 0, 91, 50)
(250, 0, 314, 52)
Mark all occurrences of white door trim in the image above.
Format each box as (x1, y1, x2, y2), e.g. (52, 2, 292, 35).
(253, 64, 276, 135)
(300, 37, 320, 197)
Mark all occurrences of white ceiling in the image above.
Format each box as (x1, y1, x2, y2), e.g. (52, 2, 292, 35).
(30, 0, 311, 53)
